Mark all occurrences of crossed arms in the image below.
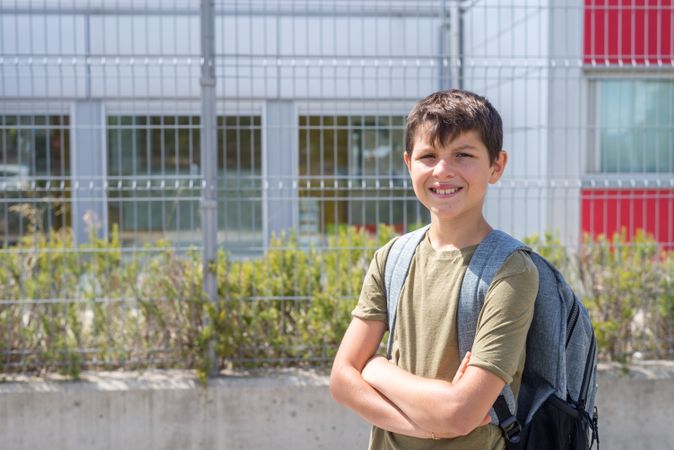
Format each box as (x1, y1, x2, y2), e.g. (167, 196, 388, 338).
(329, 317, 505, 439)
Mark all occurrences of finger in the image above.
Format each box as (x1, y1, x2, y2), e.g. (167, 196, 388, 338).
(452, 351, 472, 384)
(459, 351, 471, 371)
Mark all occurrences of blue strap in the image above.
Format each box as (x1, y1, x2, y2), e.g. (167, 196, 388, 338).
(458, 229, 530, 424)
(384, 225, 430, 359)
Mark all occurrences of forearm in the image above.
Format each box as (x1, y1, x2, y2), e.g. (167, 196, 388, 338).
(330, 317, 462, 439)
(363, 360, 463, 433)
(362, 357, 491, 435)
(330, 363, 432, 438)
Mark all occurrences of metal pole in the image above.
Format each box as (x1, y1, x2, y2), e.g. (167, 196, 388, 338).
(439, 0, 463, 90)
(85, 13, 91, 99)
(200, 0, 218, 377)
(438, 0, 449, 90)
(449, 1, 462, 89)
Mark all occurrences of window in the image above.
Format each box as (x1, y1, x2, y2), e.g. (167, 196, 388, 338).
(107, 115, 202, 246)
(583, 79, 674, 249)
(107, 115, 262, 249)
(0, 115, 70, 244)
(595, 79, 674, 173)
(298, 115, 426, 235)
(218, 115, 263, 254)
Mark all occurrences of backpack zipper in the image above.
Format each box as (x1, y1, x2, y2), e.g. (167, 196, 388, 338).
(565, 300, 580, 348)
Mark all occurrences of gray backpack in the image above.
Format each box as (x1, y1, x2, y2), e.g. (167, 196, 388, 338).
(384, 226, 599, 449)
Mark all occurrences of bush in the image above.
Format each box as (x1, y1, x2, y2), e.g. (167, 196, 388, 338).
(0, 224, 397, 380)
(1, 224, 672, 380)
(578, 230, 673, 361)
(0, 226, 207, 378)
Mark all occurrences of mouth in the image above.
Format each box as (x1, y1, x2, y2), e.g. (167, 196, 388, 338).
(429, 186, 462, 196)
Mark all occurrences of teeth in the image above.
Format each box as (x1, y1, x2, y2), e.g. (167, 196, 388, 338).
(433, 187, 460, 195)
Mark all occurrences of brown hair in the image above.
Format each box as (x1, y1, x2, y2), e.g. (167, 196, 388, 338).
(404, 89, 503, 164)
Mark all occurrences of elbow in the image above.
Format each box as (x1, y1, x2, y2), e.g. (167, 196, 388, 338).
(328, 373, 340, 403)
(329, 361, 364, 407)
(329, 365, 346, 405)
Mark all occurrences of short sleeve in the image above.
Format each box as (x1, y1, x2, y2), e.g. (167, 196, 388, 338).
(351, 238, 398, 324)
(468, 250, 539, 384)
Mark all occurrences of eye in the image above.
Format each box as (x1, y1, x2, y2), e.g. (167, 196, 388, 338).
(456, 152, 473, 158)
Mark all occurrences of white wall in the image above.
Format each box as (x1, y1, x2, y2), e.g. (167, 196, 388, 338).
(462, 0, 552, 240)
(547, 0, 587, 249)
(1, 3, 444, 101)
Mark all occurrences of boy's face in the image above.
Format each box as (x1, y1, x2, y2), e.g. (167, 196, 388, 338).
(404, 129, 507, 224)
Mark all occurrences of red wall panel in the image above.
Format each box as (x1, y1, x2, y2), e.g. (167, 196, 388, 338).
(584, 0, 674, 64)
(581, 188, 674, 249)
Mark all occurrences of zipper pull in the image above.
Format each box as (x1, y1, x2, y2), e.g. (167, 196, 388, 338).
(591, 407, 600, 449)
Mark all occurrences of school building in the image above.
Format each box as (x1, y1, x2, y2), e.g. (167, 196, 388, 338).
(1, 0, 672, 253)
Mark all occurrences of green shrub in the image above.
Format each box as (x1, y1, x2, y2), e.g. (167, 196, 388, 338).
(578, 230, 671, 361)
(1, 224, 673, 380)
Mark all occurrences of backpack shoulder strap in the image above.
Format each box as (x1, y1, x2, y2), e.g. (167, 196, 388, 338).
(458, 229, 530, 430)
(384, 225, 430, 359)
(458, 230, 529, 357)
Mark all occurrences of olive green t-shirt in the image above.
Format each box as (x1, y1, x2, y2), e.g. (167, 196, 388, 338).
(352, 233, 539, 450)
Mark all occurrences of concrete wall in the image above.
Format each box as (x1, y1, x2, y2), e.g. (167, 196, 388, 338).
(1, 370, 369, 450)
(2, 362, 674, 450)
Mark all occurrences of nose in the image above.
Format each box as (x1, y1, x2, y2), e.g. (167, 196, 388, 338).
(433, 157, 456, 179)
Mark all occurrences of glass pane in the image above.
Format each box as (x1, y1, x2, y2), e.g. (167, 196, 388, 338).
(0, 115, 71, 244)
(600, 80, 674, 173)
(217, 115, 263, 254)
(298, 114, 410, 235)
(106, 115, 206, 246)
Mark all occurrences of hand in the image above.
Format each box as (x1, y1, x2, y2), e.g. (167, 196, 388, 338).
(361, 355, 389, 385)
(452, 351, 472, 384)
(456, 352, 492, 428)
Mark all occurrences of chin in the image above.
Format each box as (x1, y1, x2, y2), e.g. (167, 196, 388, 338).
(429, 210, 461, 221)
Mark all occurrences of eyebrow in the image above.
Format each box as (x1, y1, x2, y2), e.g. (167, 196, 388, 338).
(452, 144, 479, 151)
(416, 144, 478, 153)
(414, 146, 434, 153)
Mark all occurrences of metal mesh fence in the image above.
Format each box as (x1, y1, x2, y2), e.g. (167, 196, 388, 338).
(1, 0, 673, 374)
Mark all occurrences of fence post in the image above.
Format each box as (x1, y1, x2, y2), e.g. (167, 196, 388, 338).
(200, 0, 219, 377)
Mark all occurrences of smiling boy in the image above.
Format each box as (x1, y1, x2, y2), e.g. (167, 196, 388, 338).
(329, 90, 539, 449)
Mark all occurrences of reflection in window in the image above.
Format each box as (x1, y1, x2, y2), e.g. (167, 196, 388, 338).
(0, 115, 70, 244)
(599, 80, 674, 173)
(298, 115, 426, 236)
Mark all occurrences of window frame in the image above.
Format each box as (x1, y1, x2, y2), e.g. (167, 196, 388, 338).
(584, 69, 674, 180)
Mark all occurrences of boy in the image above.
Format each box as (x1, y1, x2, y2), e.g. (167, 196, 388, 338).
(329, 89, 539, 449)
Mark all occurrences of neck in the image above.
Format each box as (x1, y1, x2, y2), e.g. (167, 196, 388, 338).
(427, 216, 492, 251)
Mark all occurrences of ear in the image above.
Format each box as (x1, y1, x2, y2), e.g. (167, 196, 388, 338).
(403, 151, 412, 172)
(489, 150, 508, 184)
